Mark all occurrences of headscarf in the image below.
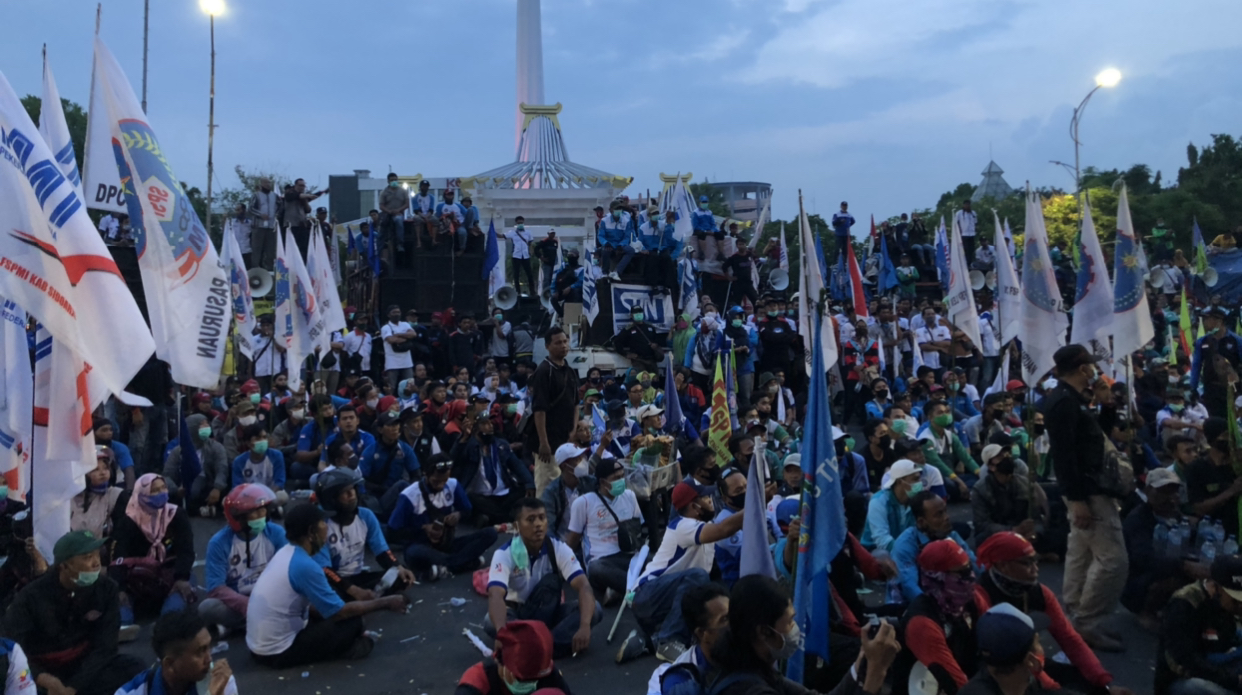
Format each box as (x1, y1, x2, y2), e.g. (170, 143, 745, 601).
(125, 473, 178, 561)
(917, 539, 976, 617)
(377, 395, 399, 415)
(442, 400, 469, 436)
(976, 532, 1038, 596)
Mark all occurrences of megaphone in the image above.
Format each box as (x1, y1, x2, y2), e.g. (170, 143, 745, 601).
(769, 268, 790, 291)
(248, 268, 273, 297)
(540, 287, 554, 313)
(1149, 270, 1169, 291)
(495, 285, 518, 310)
(985, 270, 997, 290)
(969, 270, 986, 291)
(1204, 267, 1220, 287)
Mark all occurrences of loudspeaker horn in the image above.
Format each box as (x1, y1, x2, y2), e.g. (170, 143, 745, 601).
(985, 270, 997, 290)
(769, 268, 790, 291)
(248, 268, 273, 297)
(969, 270, 986, 291)
(540, 287, 554, 313)
(494, 285, 518, 310)
(1204, 267, 1220, 287)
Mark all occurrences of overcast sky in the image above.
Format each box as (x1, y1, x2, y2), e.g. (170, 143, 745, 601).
(5, 0, 1241, 223)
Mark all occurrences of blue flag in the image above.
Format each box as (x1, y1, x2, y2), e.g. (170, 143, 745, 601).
(367, 222, 380, 275)
(878, 232, 899, 294)
(740, 444, 778, 580)
(722, 337, 740, 431)
(662, 351, 684, 435)
(483, 220, 500, 282)
(345, 225, 356, 254)
(591, 403, 606, 447)
(934, 225, 951, 293)
(787, 312, 847, 683)
(178, 416, 202, 492)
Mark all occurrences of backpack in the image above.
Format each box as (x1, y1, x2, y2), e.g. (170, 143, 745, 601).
(660, 662, 764, 695)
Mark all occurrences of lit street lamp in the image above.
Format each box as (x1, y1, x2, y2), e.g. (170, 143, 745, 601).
(201, 0, 225, 236)
(1070, 68, 1122, 193)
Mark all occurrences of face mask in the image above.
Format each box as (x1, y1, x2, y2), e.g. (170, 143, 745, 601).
(290, 408, 305, 421)
(843, 436, 855, 452)
(89, 482, 110, 494)
(612, 211, 622, 220)
(767, 310, 778, 318)
(504, 404, 518, 416)
(197, 426, 212, 440)
(389, 180, 400, 187)
(516, 224, 525, 232)
(676, 321, 688, 330)
(949, 382, 960, 392)
(141, 491, 169, 509)
(632, 313, 644, 323)
(248, 517, 268, 533)
(933, 413, 954, 428)
(367, 398, 380, 409)
(505, 676, 539, 695)
(907, 481, 925, 496)
(73, 570, 100, 587)
(509, 537, 530, 571)
(248, 393, 261, 405)
(389, 316, 400, 324)
(1168, 403, 1184, 413)
(494, 313, 504, 322)
(1213, 439, 1231, 454)
(770, 623, 803, 661)
(891, 419, 907, 435)
(731, 319, 743, 328)
(874, 389, 888, 400)
(238, 415, 257, 427)
(573, 459, 589, 477)
(609, 478, 627, 497)
(0, 485, 9, 500)
(996, 458, 1016, 475)
(478, 432, 495, 444)
(251, 440, 269, 455)
(728, 492, 746, 509)
(699, 203, 708, 210)
(1032, 424, 1046, 436)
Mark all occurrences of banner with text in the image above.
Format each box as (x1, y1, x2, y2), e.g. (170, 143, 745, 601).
(611, 283, 674, 333)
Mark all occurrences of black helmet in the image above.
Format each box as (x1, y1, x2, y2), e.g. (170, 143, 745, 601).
(314, 467, 364, 517)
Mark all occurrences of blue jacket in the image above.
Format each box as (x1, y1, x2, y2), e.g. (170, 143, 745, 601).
(451, 436, 534, 493)
(860, 488, 912, 552)
(832, 211, 855, 237)
(691, 208, 716, 234)
(890, 527, 978, 602)
(598, 212, 635, 248)
(639, 222, 682, 255)
(388, 478, 473, 541)
(359, 438, 420, 489)
(681, 329, 721, 370)
(947, 392, 980, 418)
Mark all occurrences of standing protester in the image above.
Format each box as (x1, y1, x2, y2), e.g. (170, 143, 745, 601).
(283, 178, 327, 259)
(954, 198, 977, 263)
(529, 328, 580, 496)
(382, 305, 417, 387)
(248, 177, 279, 271)
(505, 217, 536, 297)
(378, 173, 410, 265)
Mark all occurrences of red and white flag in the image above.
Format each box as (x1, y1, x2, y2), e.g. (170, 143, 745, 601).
(281, 228, 328, 392)
(845, 242, 869, 319)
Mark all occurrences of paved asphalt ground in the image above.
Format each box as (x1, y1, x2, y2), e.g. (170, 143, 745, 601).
(109, 513, 1162, 695)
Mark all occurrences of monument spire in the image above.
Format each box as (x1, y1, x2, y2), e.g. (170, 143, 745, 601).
(515, 0, 545, 154)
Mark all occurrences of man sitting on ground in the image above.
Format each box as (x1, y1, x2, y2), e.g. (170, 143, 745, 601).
(890, 490, 977, 602)
(200, 484, 286, 637)
(313, 468, 415, 600)
(389, 454, 499, 582)
(564, 458, 644, 601)
(116, 610, 236, 695)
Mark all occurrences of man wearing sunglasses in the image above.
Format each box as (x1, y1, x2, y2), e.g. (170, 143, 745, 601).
(388, 453, 499, 582)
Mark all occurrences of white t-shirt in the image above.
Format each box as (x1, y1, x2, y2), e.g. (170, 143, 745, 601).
(381, 321, 415, 370)
(567, 490, 643, 562)
(98, 214, 119, 240)
(487, 538, 583, 604)
(0, 642, 34, 694)
(977, 312, 999, 357)
(342, 329, 372, 372)
(955, 209, 977, 238)
(246, 545, 344, 656)
(505, 228, 533, 259)
(252, 335, 286, 377)
(916, 324, 952, 369)
(638, 515, 714, 587)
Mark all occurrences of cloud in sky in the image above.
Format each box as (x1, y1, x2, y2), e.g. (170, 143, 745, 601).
(3, 0, 1240, 223)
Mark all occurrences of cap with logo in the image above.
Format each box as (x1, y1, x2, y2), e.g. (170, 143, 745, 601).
(1146, 467, 1183, 489)
(882, 459, 923, 489)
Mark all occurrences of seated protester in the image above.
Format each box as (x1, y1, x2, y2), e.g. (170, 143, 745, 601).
(324, 403, 377, 461)
(1187, 417, 1242, 547)
(865, 378, 891, 421)
(648, 583, 729, 695)
(486, 499, 601, 659)
(1123, 466, 1210, 632)
(859, 418, 898, 489)
(293, 395, 337, 479)
(918, 399, 979, 501)
(974, 533, 1122, 694)
(860, 459, 922, 554)
(230, 424, 289, 506)
(564, 458, 645, 599)
(401, 406, 440, 464)
(943, 369, 980, 420)
(893, 540, 981, 695)
(707, 575, 901, 695)
(71, 446, 124, 538)
(959, 605, 1047, 695)
(832, 427, 873, 498)
(452, 411, 534, 527)
(456, 620, 574, 695)
(885, 436, 947, 500)
(268, 394, 309, 465)
(5, 531, 145, 695)
(601, 399, 642, 461)
(1156, 555, 1242, 695)
(199, 484, 286, 636)
(439, 399, 472, 452)
(621, 483, 745, 664)
(190, 391, 221, 424)
(117, 610, 236, 695)
(891, 491, 977, 603)
(710, 469, 754, 589)
(246, 503, 408, 668)
(109, 474, 197, 618)
(358, 412, 419, 518)
(887, 404, 921, 443)
(92, 418, 135, 490)
(961, 393, 1008, 457)
(313, 468, 415, 599)
(1156, 387, 1204, 445)
(971, 444, 1040, 549)
(389, 454, 498, 581)
(163, 414, 229, 517)
(542, 442, 596, 540)
(222, 401, 262, 464)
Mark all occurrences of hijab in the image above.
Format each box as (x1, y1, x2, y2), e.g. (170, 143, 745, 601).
(125, 473, 178, 561)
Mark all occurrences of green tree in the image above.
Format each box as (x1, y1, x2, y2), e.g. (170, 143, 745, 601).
(20, 95, 87, 173)
(689, 180, 732, 220)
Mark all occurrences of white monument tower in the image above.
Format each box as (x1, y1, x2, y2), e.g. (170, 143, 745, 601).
(515, 0, 545, 151)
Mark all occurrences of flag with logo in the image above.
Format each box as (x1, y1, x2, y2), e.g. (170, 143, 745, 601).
(283, 227, 328, 393)
(1017, 187, 1068, 385)
(222, 225, 257, 360)
(1070, 200, 1114, 358)
(946, 213, 983, 356)
(83, 38, 127, 214)
(0, 298, 31, 501)
(95, 38, 228, 388)
(797, 204, 837, 372)
(308, 230, 346, 333)
(707, 353, 731, 463)
(274, 226, 294, 351)
(39, 52, 83, 201)
(878, 231, 899, 295)
(992, 210, 1021, 345)
(1111, 185, 1154, 360)
(787, 311, 847, 683)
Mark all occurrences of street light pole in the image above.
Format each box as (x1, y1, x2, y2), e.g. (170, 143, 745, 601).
(1066, 68, 1121, 230)
(201, 0, 224, 236)
(141, 0, 149, 113)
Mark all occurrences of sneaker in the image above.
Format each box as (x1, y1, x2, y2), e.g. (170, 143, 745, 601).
(655, 640, 687, 663)
(603, 588, 622, 607)
(118, 624, 141, 643)
(608, 272, 621, 281)
(616, 629, 648, 664)
(434, 566, 453, 581)
(346, 635, 376, 660)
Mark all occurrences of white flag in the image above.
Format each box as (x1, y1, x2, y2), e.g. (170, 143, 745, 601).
(308, 228, 346, 333)
(222, 226, 257, 360)
(0, 70, 153, 397)
(1018, 187, 1068, 384)
(947, 214, 983, 355)
(284, 228, 328, 393)
(984, 351, 1011, 397)
(582, 270, 600, 326)
(779, 221, 789, 272)
(992, 211, 1021, 345)
(1111, 185, 1156, 359)
(82, 41, 126, 213)
(798, 205, 837, 373)
(0, 298, 31, 501)
(1069, 199, 1114, 357)
(39, 53, 83, 201)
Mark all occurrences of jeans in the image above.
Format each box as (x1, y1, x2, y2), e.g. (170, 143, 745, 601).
(251, 226, 277, 271)
(251, 615, 365, 668)
(198, 597, 248, 632)
(1169, 679, 1238, 695)
(486, 601, 604, 659)
(513, 258, 536, 296)
(385, 367, 414, 390)
(737, 372, 754, 408)
(468, 489, 525, 526)
(631, 568, 710, 646)
(540, 262, 555, 292)
(404, 528, 499, 577)
(601, 245, 635, 276)
(1062, 495, 1128, 632)
(43, 653, 145, 695)
(908, 244, 936, 267)
(586, 552, 633, 597)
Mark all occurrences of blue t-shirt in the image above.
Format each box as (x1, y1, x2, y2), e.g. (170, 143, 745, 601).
(359, 439, 419, 488)
(231, 450, 287, 489)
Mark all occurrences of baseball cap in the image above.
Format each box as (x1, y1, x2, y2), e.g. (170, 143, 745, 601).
(376, 412, 400, 428)
(976, 604, 1037, 666)
(595, 457, 625, 481)
(980, 444, 1005, 464)
(882, 459, 923, 489)
(636, 404, 664, 421)
(783, 453, 802, 469)
(917, 538, 972, 573)
(745, 418, 765, 432)
(554, 443, 589, 466)
(775, 498, 800, 527)
(699, 195, 709, 203)
(1206, 305, 1229, 319)
(831, 425, 846, 441)
(53, 530, 106, 565)
(1212, 555, 1242, 601)
(672, 482, 707, 511)
(1005, 379, 1026, 392)
(1053, 344, 1103, 375)
(495, 620, 555, 680)
(1146, 467, 1183, 489)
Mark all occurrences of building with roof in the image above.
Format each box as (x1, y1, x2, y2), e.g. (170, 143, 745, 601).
(971, 161, 1015, 202)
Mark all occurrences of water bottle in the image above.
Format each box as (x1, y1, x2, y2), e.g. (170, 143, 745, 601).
(1214, 521, 1227, 554)
(1202, 539, 1218, 564)
(1226, 535, 1239, 557)
(1199, 517, 1213, 547)
(1181, 520, 1194, 556)
(1153, 523, 1169, 560)
(1169, 523, 1185, 560)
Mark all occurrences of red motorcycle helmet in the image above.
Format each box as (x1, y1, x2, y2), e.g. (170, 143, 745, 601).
(222, 483, 277, 533)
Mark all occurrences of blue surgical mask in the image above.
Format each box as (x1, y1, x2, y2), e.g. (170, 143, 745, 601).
(908, 482, 924, 495)
(248, 517, 268, 533)
(73, 570, 100, 587)
(609, 478, 627, 497)
(141, 492, 169, 509)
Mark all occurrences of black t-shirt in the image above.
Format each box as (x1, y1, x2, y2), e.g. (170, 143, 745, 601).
(1185, 456, 1239, 534)
(723, 253, 754, 284)
(529, 358, 580, 450)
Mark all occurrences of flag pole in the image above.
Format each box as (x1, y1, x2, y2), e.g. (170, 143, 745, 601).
(82, 4, 102, 195)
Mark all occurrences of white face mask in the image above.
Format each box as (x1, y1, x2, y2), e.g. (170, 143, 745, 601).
(290, 409, 305, 421)
(367, 398, 380, 409)
(573, 459, 589, 477)
(238, 415, 257, 427)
